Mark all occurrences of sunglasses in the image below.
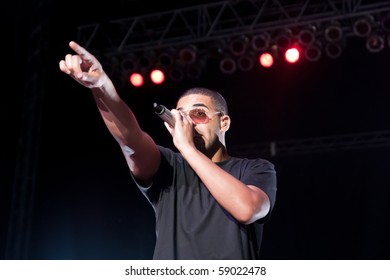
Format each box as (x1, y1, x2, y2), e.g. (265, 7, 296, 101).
(179, 108, 221, 124)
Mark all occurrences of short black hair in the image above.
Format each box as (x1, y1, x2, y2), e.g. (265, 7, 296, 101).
(178, 87, 228, 115)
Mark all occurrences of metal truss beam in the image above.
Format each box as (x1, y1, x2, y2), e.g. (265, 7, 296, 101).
(230, 130, 390, 158)
(5, 1, 49, 260)
(77, 0, 390, 55)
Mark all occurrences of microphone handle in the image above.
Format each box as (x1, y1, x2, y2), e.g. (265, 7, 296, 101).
(153, 103, 175, 127)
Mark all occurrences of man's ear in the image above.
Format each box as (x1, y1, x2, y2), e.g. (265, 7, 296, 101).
(220, 115, 231, 132)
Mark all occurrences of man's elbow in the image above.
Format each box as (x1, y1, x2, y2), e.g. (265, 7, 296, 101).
(238, 201, 271, 225)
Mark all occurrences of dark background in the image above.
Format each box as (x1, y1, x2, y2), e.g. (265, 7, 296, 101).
(1, 0, 390, 260)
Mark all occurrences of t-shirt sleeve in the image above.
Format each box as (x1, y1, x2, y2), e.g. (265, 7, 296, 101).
(133, 146, 176, 205)
(242, 159, 277, 223)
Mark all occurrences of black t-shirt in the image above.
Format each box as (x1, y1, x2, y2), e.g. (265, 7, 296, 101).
(135, 145, 277, 260)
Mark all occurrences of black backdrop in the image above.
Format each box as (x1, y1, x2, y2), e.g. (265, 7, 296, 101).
(1, 0, 390, 259)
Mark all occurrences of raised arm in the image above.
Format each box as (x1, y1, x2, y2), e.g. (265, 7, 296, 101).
(59, 41, 160, 184)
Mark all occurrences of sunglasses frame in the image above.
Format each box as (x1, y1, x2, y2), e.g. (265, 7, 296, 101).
(179, 108, 222, 124)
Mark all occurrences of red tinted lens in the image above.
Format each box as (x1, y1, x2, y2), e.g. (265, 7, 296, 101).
(189, 109, 209, 123)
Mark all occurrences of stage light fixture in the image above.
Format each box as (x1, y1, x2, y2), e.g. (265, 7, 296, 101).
(259, 53, 274, 68)
(251, 33, 270, 52)
(237, 54, 254, 72)
(157, 52, 174, 68)
(304, 43, 322, 62)
(179, 45, 197, 64)
(381, 14, 390, 33)
(298, 26, 316, 46)
(150, 69, 165, 84)
(219, 57, 237, 74)
(138, 56, 153, 69)
(324, 22, 343, 42)
(121, 60, 136, 74)
(325, 43, 343, 58)
(169, 67, 184, 83)
(274, 29, 292, 50)
(229, 36, 249, 56)
(353, 17, 373, 37)
(284, 47, 300, 63)
(129, 72, 144, 87)
(366, 34, 385, 52)
(121, 54, 137, 71)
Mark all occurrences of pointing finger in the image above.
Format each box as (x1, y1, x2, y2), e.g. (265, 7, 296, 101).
(69, 41, 94, 62)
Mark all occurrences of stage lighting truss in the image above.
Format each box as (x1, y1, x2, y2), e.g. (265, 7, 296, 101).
(100, 13, 390, 84)
(79, 0, 390, 85)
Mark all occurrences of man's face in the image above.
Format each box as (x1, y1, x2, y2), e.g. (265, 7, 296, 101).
(176, 94, 224, 154)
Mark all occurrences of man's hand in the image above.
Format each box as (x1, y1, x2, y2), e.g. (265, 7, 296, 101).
(164, 109, 197, 152)
(59, 41, 108, 88)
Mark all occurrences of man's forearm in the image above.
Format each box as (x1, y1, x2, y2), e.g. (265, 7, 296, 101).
(180, 147, 266, 224)
(91, 80, 143, 145)
(90, 79, 161, 183)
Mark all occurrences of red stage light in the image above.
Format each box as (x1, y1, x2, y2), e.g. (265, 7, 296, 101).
(150, 69, 165, 84)
(285, 47, 300, 63)
(129, 73, 144, 87)
(259, 53, 274, 68)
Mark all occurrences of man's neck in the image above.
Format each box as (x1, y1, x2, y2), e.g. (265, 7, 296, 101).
(211, 147, 230, 163)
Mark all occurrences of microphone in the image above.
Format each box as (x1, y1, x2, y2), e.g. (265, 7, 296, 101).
(153, 103, 175, 127)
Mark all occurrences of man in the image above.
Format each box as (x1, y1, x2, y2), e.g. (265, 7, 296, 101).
(59, 41, 277, 259)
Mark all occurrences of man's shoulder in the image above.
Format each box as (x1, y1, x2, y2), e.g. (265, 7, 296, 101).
(228, 156, 274, 166)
